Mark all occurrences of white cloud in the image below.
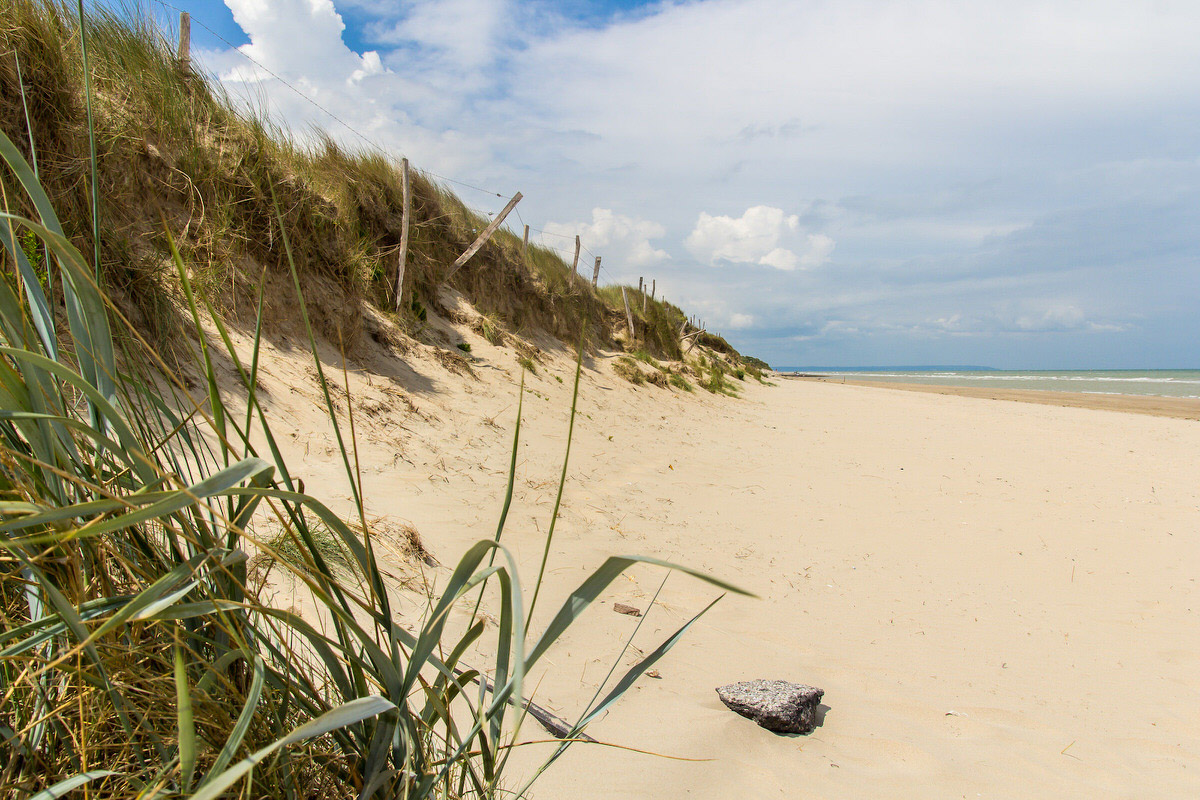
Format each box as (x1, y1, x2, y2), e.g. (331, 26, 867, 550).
(684, 207, 832, 270)
(800, 234, 836, 269)
(221, 0, 379, 85)
(543, 208, 669, 269)
(931, 303, 1130, 335)
(758, 248, 798, 270)
(729, 313, 756, 329)
(685, 206, 797, 265)
(367, 0, 511, 73)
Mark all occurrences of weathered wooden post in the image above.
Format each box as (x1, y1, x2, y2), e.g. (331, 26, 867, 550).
(572, 234, 581, 275)
(651, 279, 655, 301)
(394, 157, 411, 311)
(638, 277, 643, 293)
(621, 287, 635, 339)
(592, 256, 601, 288)
(178, 12, 190, 73)
(441, 192, 523, 284)
(522, 224, 529, 259)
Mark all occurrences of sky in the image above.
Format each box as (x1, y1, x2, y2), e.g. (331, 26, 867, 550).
(147, 0, 1200, 368)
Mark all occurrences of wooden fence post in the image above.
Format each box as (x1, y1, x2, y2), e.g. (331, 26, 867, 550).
(441, 192, 523, 284)
(572, 235, 580, 275)
(651, 279, 655, 301)
(642, 288, 647, 315)
(621, 287, 635, 339)
(683, 329, 706, 357)
(591, 256, 601, 288)
(522, 224, 529, 259)
(178, 12, 190, 73)
(394, 157, 410, 311)
(638, 277, 643, 293)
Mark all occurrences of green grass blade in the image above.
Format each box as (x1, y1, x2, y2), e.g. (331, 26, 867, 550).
(190, 696, 396, 800)
(0, 218, 56, 359)
(526, 319, 587, 626)
(525, 555, 753, 670)
(74, 0, 102, 280)
(28, 770, 120, 800)
(174, 644, 197, 792)
(199, 654, 265, 788)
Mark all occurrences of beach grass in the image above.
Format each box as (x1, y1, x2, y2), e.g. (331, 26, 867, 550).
(0, 5, 753, 796)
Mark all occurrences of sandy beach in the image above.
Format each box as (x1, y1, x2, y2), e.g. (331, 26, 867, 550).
(791, 376, 1200, 421)
(248, 330, 1200, 799)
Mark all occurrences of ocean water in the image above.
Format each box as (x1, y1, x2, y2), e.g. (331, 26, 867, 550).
(793, 369, 1200, 399)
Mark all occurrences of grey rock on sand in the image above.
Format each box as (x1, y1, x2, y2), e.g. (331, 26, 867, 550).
(716, 680, 824, 734)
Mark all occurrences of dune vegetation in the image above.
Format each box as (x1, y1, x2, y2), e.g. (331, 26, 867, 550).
(0, 2, 764, 797)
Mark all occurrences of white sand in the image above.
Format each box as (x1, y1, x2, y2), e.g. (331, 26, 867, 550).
(237, 310, 1200, 798)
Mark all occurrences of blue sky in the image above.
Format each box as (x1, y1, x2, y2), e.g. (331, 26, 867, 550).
(153, 0, 1200, 368)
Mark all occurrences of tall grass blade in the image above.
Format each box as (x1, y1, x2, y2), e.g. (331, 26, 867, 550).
(28, 770, 120, 800)
(74, 0, 101, 280)
(191, 696, 397, 800)
(174, 644, 197, 792)
(199, 654, 266, 788)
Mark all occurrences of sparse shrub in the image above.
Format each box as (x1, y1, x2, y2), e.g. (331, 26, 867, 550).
(457, 341, 471, 352)
(614, 356, 645, 385)
(631, 348, 660, 368)
(669, 372, 694, 392)
(518, 355, 538, 374)
(473, 313, 505, 345)
(701, 358, 738, 396)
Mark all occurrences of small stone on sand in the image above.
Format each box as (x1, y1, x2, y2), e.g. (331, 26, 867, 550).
(716, 679, 824, 734)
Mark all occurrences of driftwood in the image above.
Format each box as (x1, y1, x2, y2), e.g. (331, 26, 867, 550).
(478, 677, 596, 742)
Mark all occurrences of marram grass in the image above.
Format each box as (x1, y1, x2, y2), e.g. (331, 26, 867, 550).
(0, 28, 750, 800)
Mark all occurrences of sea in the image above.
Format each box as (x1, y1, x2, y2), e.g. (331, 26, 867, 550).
(777, 368, 1200, 399)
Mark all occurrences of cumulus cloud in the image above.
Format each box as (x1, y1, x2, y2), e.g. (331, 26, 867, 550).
(220, 0, 382, 86)
(729, 313, 756, 329)
(543, 209, 669, 269)
(685, 207, 833, 270)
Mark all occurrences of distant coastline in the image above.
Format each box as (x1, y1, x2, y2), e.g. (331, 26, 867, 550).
(775, 368, 1200, 400)
(779, 370, 1200, 420)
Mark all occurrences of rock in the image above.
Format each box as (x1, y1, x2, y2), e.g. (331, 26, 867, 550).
(716, 679, 824, 734)
(613, 602, 642, 617)
(646, 669, 662, 679)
